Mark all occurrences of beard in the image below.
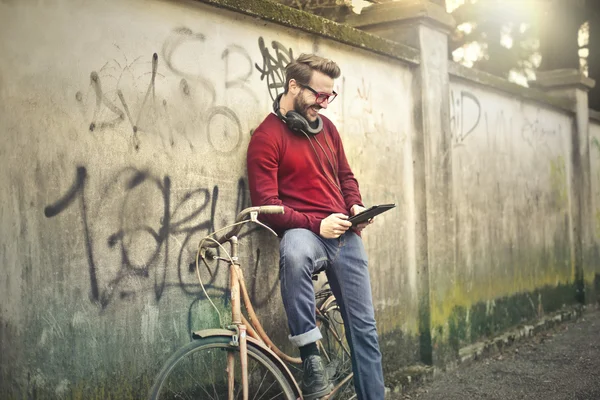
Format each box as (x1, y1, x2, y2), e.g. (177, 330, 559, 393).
(293, 95, 321, 122)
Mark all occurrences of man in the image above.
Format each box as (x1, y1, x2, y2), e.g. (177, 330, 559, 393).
(247, 54, 384, 400)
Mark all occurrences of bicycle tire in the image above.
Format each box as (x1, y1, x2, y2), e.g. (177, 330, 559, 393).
(317, 295, 357, 400)
(149, 335, 295, 400)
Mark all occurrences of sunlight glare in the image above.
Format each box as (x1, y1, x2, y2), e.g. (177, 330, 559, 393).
(457, 22, 474, 35)
(351, 0, 373, 14)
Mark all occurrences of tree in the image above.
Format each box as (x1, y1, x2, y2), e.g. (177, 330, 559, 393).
(537, 1, 585, 71)
(585, 1, 600, 109)
(449, 0, 600, 109)
(449, 1, 544, 82)
(530, 0, 600, 110)
(273, 0, 600, 109)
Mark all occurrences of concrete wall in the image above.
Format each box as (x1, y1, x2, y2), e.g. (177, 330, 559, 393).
(590, 119, 600, 302)
(437, 77, 575, 360)
(1, 0, 599, 398)
(0, 0, 419, 397)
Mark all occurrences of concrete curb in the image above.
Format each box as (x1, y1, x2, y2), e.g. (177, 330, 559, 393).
(385, 304, 588, 396)
(457, 305, 584, 364)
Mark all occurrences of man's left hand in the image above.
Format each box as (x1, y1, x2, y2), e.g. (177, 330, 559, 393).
(350, 204, 374, 232)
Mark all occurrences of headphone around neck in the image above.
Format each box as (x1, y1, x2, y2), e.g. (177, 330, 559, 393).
(272, 94, 342, 195)
(273, 93, 323, 136)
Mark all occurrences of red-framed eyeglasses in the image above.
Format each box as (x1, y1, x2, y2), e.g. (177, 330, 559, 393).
(299, 83, 338, 105)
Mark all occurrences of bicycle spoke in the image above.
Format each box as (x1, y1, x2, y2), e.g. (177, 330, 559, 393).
(251, 367, 269, 400)
(265, 392, 286, 400)
(210, 349, 219, 399)
(153, 338, 296, 399)
(253, 376, 279, 400)
(253, 356, 286, 400)
(167, 364, 198, 399)
(200, 350, 219, 400)
(235, 380, 243, 400)
(202, 350, 219, 400)
(179, 352, 217, 400)
(199, 348, 218, 400)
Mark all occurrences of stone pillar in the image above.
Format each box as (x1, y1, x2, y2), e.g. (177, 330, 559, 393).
(347, 1, 455, 366)
(532, 69, 596, 304)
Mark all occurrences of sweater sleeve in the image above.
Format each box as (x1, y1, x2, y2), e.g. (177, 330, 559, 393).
(247, 129, 322, 235)
(330, 122, 363, 210)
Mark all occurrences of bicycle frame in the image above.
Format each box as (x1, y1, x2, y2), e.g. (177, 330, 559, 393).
(219, 235, 302, 400)
(196, 207, 354, 400)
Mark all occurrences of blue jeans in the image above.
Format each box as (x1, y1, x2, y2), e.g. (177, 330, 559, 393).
(279, 228, 385, 400)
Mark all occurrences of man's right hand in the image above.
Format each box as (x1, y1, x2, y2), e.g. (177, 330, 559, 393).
(320, 213, 352, 239)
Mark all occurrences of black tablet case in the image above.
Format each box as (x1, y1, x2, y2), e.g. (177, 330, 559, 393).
(348, 204, 396, 226)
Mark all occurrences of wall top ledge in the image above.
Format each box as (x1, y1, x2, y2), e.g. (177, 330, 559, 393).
(346, 0, 456, 33)
(449, 62, 575, 114)
(590, 109, 600, 122)
(195, 0, 421, 65)
(531, 69, 596, 92)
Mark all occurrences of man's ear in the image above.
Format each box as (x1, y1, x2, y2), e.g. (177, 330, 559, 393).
(288, 79, 300, 95)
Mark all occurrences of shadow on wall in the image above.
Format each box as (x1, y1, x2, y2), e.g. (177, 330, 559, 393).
(595, 274, 600, 304)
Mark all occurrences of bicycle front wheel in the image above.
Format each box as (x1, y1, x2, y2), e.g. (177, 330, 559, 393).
(149, 335, 296, 400)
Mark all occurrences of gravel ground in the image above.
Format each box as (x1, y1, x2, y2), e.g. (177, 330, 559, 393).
(398, 307, 600, 400)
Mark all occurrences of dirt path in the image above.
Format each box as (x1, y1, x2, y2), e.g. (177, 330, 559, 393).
(399, 307, 600, 400)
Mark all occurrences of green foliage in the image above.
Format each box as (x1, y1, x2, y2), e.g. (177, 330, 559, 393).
(273, 0, 599, 103)
(450, 1, 543, 81)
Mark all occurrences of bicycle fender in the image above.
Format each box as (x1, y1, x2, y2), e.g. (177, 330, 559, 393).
(192, 329, 303, 399)
(193, 328, 233, 338)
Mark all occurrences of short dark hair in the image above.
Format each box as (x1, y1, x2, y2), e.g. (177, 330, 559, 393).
(284, 53, 341, 93)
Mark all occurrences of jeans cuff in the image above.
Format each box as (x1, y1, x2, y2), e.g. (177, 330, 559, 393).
(288, 327, 322, 347)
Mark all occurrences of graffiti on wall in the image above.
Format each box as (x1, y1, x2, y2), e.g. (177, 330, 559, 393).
(450, 90, 481, 148)
(41, 30, 303, 310)
(41, 31, 299, 311)
(43, 164, 280, 310)
(450, 87, 567, 220)
(74, 28, 266, 153)
(450, 89, 560, 150)
(45, 30, 390, 310)
(43, 166, 247, 307)
(255, 37, 294, 101)
(344, 77, 391, 137)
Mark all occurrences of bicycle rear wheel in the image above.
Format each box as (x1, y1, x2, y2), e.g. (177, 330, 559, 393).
(149, 335, 295, 400)
(317, 295, 356, 400)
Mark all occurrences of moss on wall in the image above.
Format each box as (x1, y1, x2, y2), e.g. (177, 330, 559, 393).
(195, 0, 420, 65)
(431, 238, 572, 328)
(379, 328, 422, 387)
(431, 282, 578, 365)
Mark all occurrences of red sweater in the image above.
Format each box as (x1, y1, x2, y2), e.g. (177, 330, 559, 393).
(247, 113, 363, 236)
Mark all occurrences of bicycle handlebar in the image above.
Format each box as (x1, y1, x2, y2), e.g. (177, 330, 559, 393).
(248, 205, 285, 216)
(200, 205, 284, 249)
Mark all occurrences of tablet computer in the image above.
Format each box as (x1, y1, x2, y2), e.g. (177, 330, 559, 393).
(348, 204, 396, 226)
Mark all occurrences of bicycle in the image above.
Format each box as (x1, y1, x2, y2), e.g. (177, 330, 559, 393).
(149, 205, 356, 400)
